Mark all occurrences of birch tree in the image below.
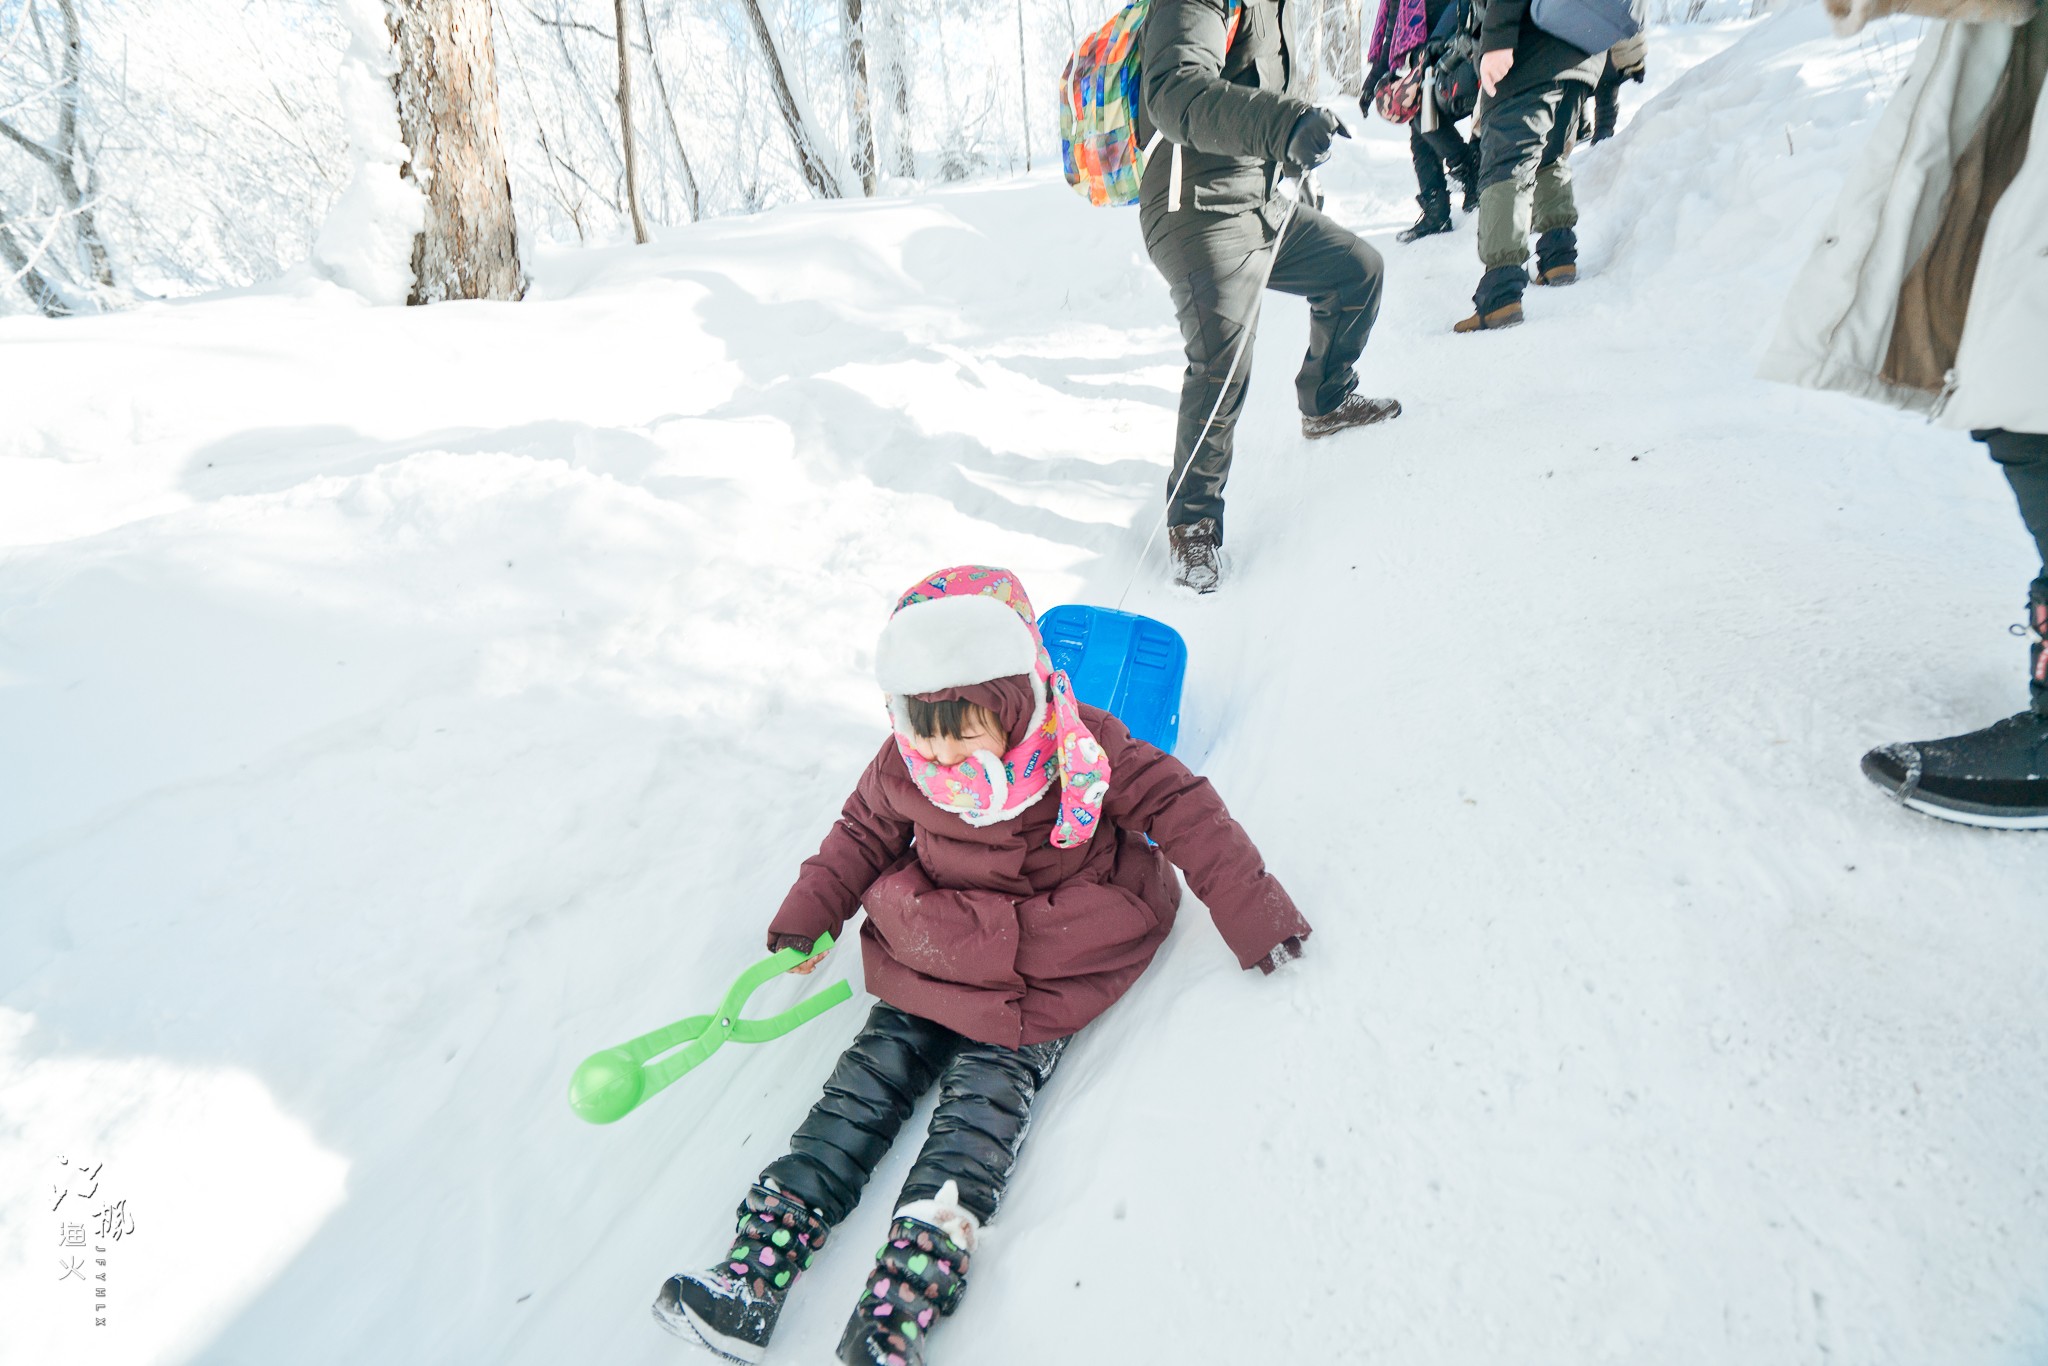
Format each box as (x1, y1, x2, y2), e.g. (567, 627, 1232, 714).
(844, 0, 878, 195)
(737, 0, 842, 198)
(0, 0, 117, 313)
(612, 0, 649, 240)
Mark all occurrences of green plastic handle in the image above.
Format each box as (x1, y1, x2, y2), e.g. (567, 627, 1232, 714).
(569, 932, 853, 1124)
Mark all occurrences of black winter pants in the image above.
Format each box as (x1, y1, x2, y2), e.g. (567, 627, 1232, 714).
(759, 1003, 1070, 1227)
(1979, 428, 2048, 711)
(1410, 118, 1475, 210)
(1143, 201, 1386, 537)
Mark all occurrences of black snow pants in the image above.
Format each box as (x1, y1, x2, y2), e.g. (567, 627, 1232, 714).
(1411, 118, 1475, 212)
(1473, 79, 1588, 313)
(759, 1003, 1070, 1227)
(1142, 200, 1386, 538)
(1979, 428, 2048, 713)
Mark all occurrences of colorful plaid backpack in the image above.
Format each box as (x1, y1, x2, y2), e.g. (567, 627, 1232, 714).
(1059, 0, 1243, 207)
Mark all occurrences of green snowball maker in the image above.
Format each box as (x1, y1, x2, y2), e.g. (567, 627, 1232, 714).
(569, 932, 853, 1124)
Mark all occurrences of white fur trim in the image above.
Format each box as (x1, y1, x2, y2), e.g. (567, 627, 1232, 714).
(876, 595, 1038, 695)
(894, 1179, 979, 1252)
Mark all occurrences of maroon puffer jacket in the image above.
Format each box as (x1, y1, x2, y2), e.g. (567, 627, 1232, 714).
(768, 705, 1309, 1047)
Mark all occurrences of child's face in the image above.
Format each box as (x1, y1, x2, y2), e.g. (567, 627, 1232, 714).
(907, 705, 1006, 767)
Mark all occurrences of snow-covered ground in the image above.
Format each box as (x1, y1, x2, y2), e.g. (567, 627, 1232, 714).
(7, 10, 2047, 1365)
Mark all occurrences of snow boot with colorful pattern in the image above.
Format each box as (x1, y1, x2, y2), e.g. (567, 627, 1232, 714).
(835, 1200, 973, 1366)
(653, 1183, 830, 1363)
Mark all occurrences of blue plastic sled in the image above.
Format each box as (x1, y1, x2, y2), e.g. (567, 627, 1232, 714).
(1039, 605, 1187, 755)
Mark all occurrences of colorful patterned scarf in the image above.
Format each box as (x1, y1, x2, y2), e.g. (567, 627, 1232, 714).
(881, 567, 1112, 848)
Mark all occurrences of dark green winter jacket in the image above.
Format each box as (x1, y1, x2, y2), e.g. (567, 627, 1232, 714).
(1139, 0, 1314, 222)
(1473, 0, 1603, 100)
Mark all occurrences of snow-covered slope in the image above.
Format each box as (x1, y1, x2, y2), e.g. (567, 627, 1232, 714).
(6, 10, 2046, 1366)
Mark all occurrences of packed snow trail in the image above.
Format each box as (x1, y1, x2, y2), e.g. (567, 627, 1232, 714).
(5, 12, 2046, 1366)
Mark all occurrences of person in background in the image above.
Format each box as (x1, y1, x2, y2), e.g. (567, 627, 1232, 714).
(1453, 0, 1603, 331)
(1764, 0, 2047, 826)
(1366, 0, 1482, 241)
(1137, 0, 1403, 594)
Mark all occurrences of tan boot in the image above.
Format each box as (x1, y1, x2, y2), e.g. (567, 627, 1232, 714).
(1453, 301, 1523, 333)
(1533, 263, 1578, 286)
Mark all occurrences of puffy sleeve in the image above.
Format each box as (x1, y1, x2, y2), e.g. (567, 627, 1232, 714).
(1094, 709, 1313, 970)
(1143, 0, 1310, 163)
(767, 744, 916, 951)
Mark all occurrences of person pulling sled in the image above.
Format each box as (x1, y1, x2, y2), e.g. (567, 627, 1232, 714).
(1138, 0, 1403, 593)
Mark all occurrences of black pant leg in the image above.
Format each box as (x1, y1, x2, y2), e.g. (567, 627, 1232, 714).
(760, 1003, 959, 1225)
(896, 1036, 1071, 1225)
(1264, 202, 1386, 418)
(1980, 429, 2048, 711)
(1408, 122, 1450, 206)
(1145, 210, 1275, 537)
(1593, 74, 1621, 142)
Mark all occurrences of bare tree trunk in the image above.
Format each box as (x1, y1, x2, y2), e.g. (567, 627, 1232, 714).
(1338, 0, 1363, 96)
(883, 1, 914, 177)
(0, 202, 71, 317)
(1016, 0, 1030, 172)
(387, 0, 524, 303)
(612, 0, 649, 241)
(737, 0, 843, 198)
(52, 0, 111, 289)
(636, 0, 701, 221)
(0, 0, 116, 300)
(845, 0, 878, 195)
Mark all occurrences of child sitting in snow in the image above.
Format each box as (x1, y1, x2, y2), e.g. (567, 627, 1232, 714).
(653, 565, 1309, 1366)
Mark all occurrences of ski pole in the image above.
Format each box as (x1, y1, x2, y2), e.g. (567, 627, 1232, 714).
(1117, 190, 1303, 610)
(568, 932, 854, 1124)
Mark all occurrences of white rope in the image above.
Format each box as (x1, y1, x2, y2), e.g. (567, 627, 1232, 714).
(1115, 191, 1303, 610)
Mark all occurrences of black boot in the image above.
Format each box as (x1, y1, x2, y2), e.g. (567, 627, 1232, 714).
(1861, 599, 2048, 829)
(836, 1208, 972, 1366)
(1395, 193, 1453, 243)
(653, 1184, 831, 1363)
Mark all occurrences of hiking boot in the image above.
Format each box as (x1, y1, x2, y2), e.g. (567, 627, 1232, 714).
(653, 1184, 830, 1362)
(1862, 710, 2048, 829)
(1395, 195, 1453, 243)
(1454, 301, 1523, 332)
(1168, 517, 1223, 594)
(836, 1198, 974, 1366)
(1862, 599, 2048, 828)
(1533, 263, 1578, 286)
(1302, 394, 1402, 439)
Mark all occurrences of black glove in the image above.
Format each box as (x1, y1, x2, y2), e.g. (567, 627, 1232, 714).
(1285, 108, 1349, 170)
(1420, 37, 1449, 65)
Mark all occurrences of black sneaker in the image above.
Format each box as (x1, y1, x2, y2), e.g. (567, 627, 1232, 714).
(1301, 394, 1402, 439)
(653, 1184, 829, 1362)
(1861, 709, 2048, 829)
(1168, 517, 1223, 594)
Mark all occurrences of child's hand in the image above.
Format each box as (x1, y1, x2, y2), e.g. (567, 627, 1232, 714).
(769, 932, 825, 974)
(1256, 936, 1305, 976)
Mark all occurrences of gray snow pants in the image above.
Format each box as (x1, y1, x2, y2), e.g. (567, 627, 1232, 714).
(1142, 200, 1385, 538)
